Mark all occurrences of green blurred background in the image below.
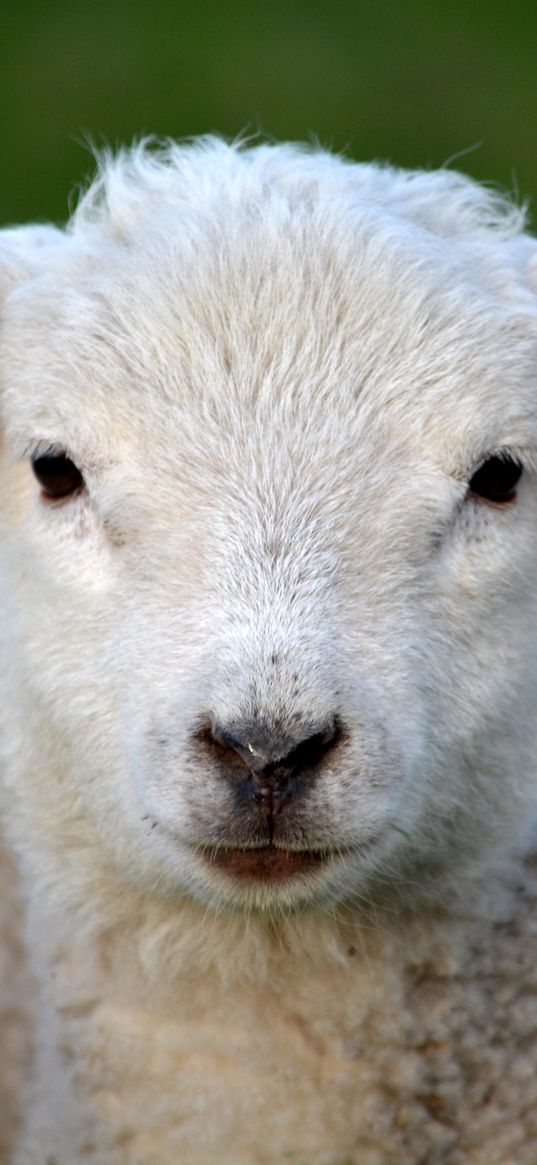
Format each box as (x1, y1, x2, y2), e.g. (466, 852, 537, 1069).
(2, 0, 537, 225)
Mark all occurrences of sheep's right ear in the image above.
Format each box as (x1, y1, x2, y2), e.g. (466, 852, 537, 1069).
(0, 225, 66, 300)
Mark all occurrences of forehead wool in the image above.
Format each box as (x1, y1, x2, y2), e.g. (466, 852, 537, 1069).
(73, 137, 527, 241)
(3, 140, 537, 484)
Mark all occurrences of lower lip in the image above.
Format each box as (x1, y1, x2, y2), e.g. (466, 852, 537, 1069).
(204, 846, 330, 881)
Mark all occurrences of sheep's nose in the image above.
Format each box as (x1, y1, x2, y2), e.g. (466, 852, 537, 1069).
(208, 716, 342, 781)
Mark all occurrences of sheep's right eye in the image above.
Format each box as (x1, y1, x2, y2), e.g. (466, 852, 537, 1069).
(31, 452, 85, 500)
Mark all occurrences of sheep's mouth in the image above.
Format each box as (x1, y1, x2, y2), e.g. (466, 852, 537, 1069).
(202, 845, 332, 881)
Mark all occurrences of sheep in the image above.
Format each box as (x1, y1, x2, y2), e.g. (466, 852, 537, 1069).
(1, 137, 537, 1165)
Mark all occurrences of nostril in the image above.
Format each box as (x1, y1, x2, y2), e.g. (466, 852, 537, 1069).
(281, 720, 342, 773)
(210, 726, 265, 772)
(199, 715, 343, 778)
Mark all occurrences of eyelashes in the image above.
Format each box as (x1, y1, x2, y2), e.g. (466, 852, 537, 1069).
(30, 451, 85, 501)
(467, 454, 522, 506)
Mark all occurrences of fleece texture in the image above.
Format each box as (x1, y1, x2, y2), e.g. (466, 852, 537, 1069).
(0, 138, 536, 1164)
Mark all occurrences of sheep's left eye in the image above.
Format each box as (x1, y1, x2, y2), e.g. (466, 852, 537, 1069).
(468, 455, 522, 505)
(31, 453, 85, 500)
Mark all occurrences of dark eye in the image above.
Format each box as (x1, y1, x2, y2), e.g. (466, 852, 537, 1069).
(468, 455, 522, 505)
(31, 452, 84, 500)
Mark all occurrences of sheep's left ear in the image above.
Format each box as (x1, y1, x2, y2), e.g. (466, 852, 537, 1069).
(0, 224, 66, 300)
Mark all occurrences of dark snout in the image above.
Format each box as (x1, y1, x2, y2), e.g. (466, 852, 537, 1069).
(197, 713, 343, 837)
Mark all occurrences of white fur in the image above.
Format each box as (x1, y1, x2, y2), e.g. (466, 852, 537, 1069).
(1, 138, 537, 1164)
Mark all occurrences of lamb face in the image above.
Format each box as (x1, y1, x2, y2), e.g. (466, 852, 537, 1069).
(1, 142, 537, 916)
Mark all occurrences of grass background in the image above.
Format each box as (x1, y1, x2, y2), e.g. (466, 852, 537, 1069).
(2, 0, 537, 225)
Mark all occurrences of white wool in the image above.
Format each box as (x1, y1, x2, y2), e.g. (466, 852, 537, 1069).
(1, 138, 536, 1164)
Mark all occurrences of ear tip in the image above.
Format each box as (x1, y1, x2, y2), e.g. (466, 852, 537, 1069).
(0, 223, 64, 256)
(0, 224, 65, 299)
